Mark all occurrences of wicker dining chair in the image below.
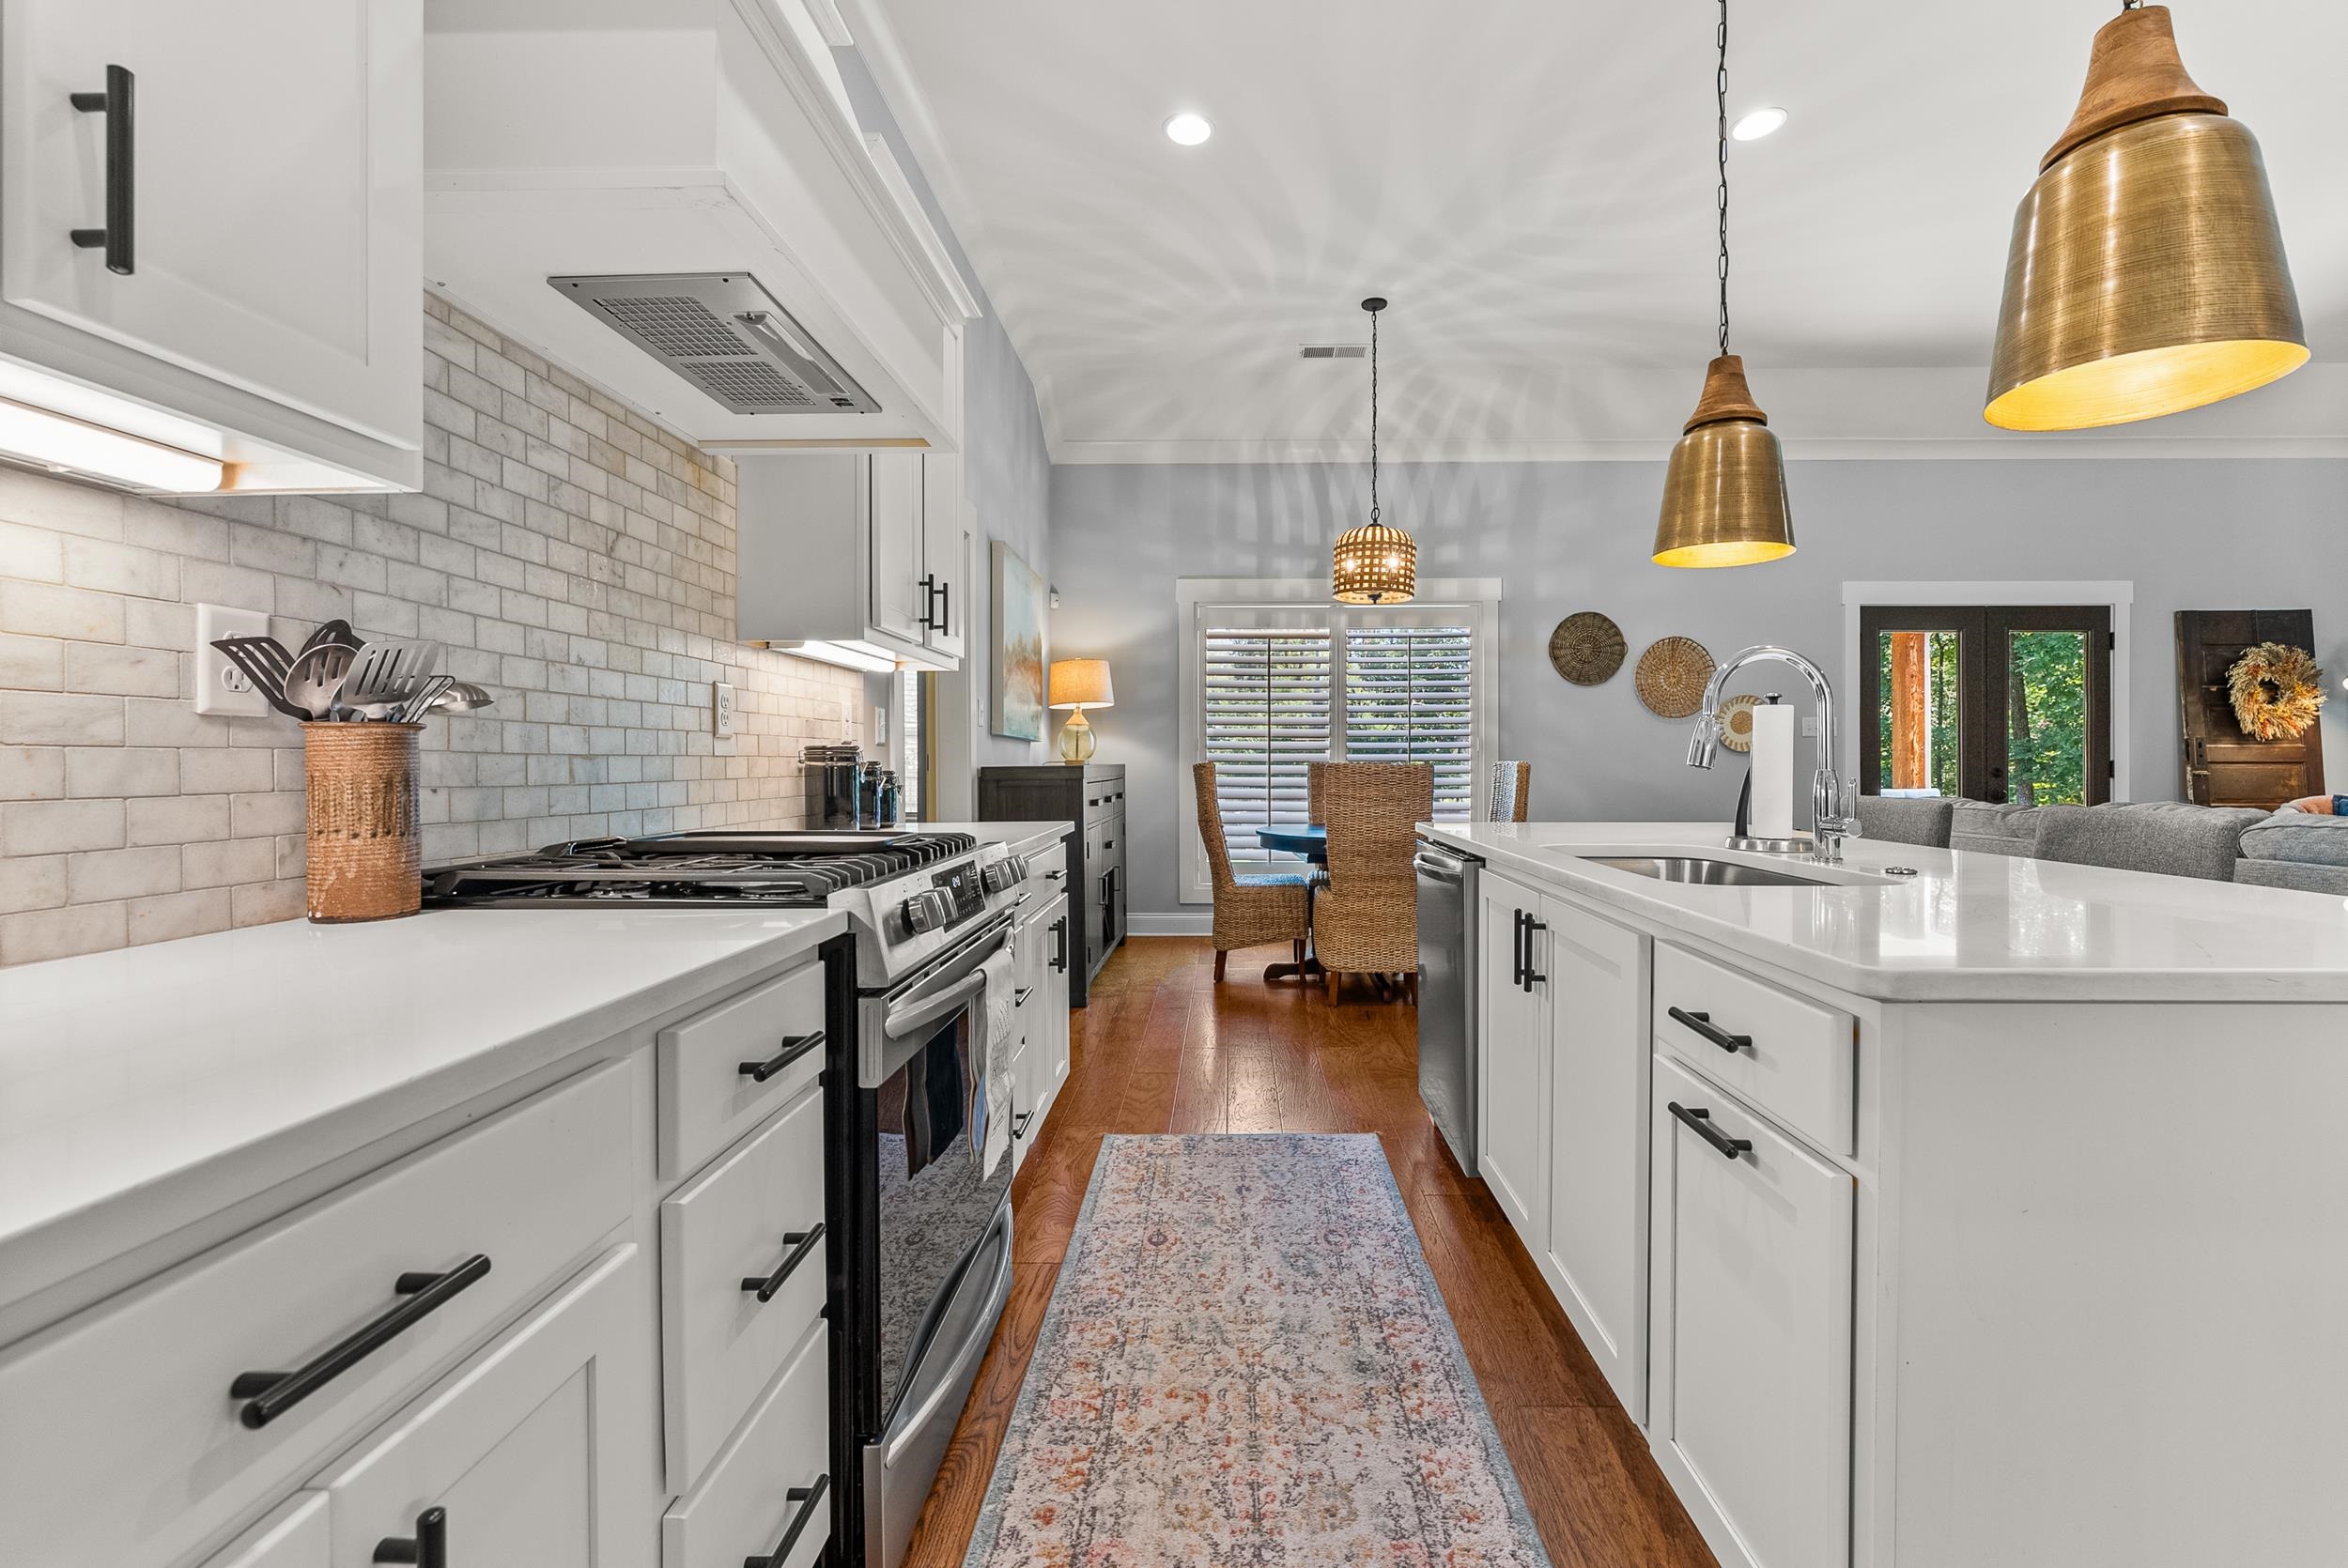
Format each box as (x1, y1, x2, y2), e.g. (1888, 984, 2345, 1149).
(1303, 761, 1333, 887)
(1312, 761, 1433, 1004)
(1488, 760, 1533, 823)
(1193, 761, 1311, 982)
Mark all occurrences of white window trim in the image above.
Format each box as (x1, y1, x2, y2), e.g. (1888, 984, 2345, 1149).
(1840, 579, 2135, 803)
(1178, 576, 1503, 906)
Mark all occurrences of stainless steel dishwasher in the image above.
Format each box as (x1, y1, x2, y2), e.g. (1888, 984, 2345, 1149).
(1413, 838, 1479, 1173)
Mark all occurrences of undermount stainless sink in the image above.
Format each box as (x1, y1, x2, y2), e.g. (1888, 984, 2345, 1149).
(1588, 855, 1836, 888)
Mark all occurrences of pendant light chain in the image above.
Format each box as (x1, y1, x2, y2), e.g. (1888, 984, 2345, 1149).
(1368, 304, 1381, 525)
(1715, 0, 1732, 359)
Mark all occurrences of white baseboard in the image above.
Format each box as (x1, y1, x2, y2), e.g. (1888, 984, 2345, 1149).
(1127, 913, 1213, 937)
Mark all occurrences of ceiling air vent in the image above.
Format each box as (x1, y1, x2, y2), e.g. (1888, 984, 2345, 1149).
(1299, 344, 1368, 360)
(549, 272, 879, 415)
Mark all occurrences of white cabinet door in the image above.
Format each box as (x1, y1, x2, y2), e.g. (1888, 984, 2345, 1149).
(1475, 872, 1548, 1244)
(920, 451, 966, 660)
(1035, 890, 1072, 1120)
(203, 1495, 330, 1568)
(1652, 1054, 1852, 1568)
(0, 0, 421, 447)
(867, 453, 927, 644)
(1539, 895, 1652, 1421)
(317, 1245, 655, 1568)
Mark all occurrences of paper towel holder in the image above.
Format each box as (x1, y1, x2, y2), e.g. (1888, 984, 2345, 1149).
(1726, 694, 1812, 853)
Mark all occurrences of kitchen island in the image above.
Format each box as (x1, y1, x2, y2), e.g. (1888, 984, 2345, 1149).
(1419, 820, 2348, 1568)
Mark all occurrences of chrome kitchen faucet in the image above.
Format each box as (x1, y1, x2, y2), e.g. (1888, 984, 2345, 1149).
(1686, 645, 1859, 863)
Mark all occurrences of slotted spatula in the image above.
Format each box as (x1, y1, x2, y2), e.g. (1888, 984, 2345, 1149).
(210, 636, 309, 720)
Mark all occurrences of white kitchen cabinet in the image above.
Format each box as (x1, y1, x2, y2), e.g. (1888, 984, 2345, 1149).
(1041, 893, 1072, 1109)
(1650, 1053, 1852, 1568)
(737, 451, 967, 672)
(0, 0, 422, 489)
(1537, 893, 1651, 1421)
(1008, 888, 1069, 1165)
(1475, 870, 1548, 1240)
(317, 1244, 655, 1568)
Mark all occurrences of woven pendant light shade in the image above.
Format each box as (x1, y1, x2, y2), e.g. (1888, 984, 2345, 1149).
(1653, 355, 1795, 569)
(1986, 6, 2306, 431)
(1332, 522, 1417, 605)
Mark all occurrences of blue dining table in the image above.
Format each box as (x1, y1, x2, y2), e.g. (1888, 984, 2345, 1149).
(1255, 823, 1327, 980)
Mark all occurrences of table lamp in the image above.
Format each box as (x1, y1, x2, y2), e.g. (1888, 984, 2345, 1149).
(1048, 658, 1113, 765)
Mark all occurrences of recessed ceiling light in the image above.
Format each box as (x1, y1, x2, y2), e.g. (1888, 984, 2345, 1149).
(1730, 106, 1789, 142)
(1164, 112, 1213, 146)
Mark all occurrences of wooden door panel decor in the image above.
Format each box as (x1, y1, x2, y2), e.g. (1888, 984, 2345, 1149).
(2176, 610, 2327, 807)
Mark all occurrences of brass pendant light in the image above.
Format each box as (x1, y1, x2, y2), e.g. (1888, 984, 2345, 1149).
(1332, 296, 1415, 605)
(1985, 3, 2307, 431)
(1653, 0, 1794, 570)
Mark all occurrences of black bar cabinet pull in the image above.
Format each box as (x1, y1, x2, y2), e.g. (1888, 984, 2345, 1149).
(1012, 1110, 1034, 1140)
(1050, 916, 1067, 973)
(374, 1506, 447, 1568)
(915, 573, 935, 630)
(1014, 985, 1034, 1006)
(70, 65, 134, 274)
(231, 1254, 492, 1429)
(1510, 909, 1525, 990)
(1522, 915, 1547, 990)
(745, 1474, 830, 1568)
(739, 1030, 824, 1084)
(1667, 1007, 1751, 1055)
(932, 578, 950, 633)
(1668, 1101, 1753, 1161)
(742, 1222, 826, 1304)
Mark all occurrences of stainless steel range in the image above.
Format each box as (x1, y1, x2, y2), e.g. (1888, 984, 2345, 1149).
(424, 828, 1030, 1568)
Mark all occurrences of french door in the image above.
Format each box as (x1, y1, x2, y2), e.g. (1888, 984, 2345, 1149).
(1859, 605, 2113, 806)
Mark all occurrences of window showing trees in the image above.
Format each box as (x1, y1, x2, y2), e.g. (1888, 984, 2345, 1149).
(1861, 605, 2111, 806)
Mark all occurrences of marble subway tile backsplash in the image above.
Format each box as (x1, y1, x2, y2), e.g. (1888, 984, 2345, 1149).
(0, 292, 863, 966)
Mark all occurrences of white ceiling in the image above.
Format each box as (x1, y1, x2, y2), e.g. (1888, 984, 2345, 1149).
(848, 0, 2348, 462)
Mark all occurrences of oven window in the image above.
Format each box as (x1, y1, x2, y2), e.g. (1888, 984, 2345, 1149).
(872, 1007, 1011, 1420)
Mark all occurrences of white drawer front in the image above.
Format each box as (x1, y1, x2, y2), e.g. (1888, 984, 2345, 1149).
(1656, 944, 1855, 1155)
(202, 1494, 330, 1568)
(0, 1063, 631, 1568)
(660, 1086, 827, 1492)
(1656, 1054, 1853, 1568)
(664, 1324, 831, 1568)
(317, 1244, 652, 1568)
(658, 958, 827, 1183)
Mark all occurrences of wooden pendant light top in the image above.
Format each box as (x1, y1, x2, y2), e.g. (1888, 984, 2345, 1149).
(2043, 5, 2226, 170)
(1683, 355, 1769, 433)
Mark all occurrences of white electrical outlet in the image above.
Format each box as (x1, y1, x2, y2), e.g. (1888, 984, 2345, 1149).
(712, 681, 736, 738)
(194, 604, 271, 716)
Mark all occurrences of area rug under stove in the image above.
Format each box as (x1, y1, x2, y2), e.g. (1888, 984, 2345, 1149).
(963, 1133, 1552, 1566)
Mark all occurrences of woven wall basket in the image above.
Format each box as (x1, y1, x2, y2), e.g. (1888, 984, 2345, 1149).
(1635, 637, 1716, 719)
(303, 722, 422, 923)
(1549, 611, 1627, 685)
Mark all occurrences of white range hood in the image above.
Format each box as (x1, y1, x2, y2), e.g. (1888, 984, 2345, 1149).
(421, 0, 977, 452)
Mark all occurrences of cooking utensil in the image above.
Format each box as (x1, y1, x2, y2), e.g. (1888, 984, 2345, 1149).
(296, 618, 363, 659)
(396, 675, 454, 723)
(210, 635, 310, 720)
(426, 681, 496, 715)
(284, 642, 358, 720)
(337, 639, 441, 720)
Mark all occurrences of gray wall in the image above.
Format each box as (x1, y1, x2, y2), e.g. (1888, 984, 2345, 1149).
(839, 51, 1053, 784)
(1050, 458, 2348, 918)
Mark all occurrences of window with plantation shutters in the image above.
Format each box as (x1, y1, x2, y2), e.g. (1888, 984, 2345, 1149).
(1343, 625, 1475, 820)
(1182, 579, 1501, 901)
(1201, 628, 1333, 869)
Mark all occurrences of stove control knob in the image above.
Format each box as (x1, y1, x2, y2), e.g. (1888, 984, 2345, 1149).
(981, 856, 1026, 895)
(899, 890, 952, 935)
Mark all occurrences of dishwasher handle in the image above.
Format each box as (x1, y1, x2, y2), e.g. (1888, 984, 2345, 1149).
(1413, 847, 1470, 882)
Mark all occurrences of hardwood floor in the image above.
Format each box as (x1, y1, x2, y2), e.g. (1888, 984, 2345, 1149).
(901, 935, 1718, 1568)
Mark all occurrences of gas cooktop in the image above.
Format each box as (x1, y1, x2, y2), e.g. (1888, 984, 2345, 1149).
(423, 830, 981, 907)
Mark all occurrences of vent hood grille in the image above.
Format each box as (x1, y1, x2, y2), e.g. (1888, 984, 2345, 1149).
(549, 273, 878, 416)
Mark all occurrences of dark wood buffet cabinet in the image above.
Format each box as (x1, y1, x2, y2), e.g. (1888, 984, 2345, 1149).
(976, 763, 1124, 1006)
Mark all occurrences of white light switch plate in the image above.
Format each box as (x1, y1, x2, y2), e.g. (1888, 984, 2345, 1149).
(1800, 715, 1820, 737)
(712, 681, 736, 738)
(194, 604, 271, 716)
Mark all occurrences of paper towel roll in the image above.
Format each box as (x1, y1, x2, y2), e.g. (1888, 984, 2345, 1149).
(1749, 702, 1796, 839)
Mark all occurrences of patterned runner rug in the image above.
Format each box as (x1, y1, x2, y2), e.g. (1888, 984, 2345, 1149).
(964, 1133, 1552, 1565)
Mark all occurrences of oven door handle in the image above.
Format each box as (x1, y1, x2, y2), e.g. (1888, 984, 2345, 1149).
(884, 1205, 1015, 1467)
(882, 921, 1013, 1040)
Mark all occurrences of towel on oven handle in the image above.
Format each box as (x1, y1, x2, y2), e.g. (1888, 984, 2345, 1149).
(977, 932, 1017, 1176)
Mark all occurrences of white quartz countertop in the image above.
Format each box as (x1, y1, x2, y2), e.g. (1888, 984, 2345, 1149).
(0, 905, 844, 1284)
(1422, 822, 2348, 1004)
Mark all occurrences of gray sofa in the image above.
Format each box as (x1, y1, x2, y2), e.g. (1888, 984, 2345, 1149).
(1855, 795, 2348, 896)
